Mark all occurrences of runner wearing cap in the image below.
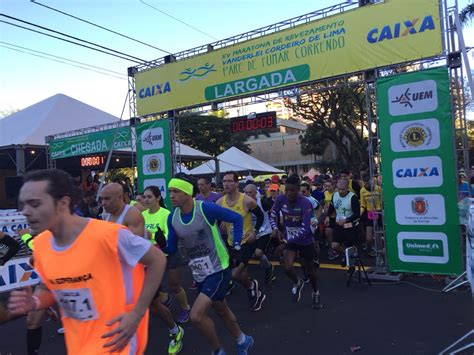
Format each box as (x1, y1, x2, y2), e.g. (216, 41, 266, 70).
(163, 176, 254, 355)
(8, 169, 166, 354)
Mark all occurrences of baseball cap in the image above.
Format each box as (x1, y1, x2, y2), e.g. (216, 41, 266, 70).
(269, 184, 280, 191)
(314, 177, 323, 185)
(271, 175, 280, 183)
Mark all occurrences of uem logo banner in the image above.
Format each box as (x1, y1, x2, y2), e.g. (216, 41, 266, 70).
(134, 0, 442, 116)
(377, 67, 461, 275)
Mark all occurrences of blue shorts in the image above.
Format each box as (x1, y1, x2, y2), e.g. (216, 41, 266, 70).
(196, 268, 231, 302)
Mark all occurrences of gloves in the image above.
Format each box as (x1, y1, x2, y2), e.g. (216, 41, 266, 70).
(154, 228, 167, 249)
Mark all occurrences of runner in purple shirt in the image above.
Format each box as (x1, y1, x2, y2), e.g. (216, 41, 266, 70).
(196, 177, 222, 203)
(270, 174, 322, 310)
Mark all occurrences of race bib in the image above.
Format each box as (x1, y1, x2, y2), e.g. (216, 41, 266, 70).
(54, 288, 98, 321)
(189, 256, 215, 278)
(285, 227, 301, 241)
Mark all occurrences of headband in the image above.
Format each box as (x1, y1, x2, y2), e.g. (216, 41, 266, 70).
(168, 178, 193, 196)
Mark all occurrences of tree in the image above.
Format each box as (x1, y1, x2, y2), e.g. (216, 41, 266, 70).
(284, 82, 373, 171)
(176, 114, 251, 157)
(460, 4, 474, 25)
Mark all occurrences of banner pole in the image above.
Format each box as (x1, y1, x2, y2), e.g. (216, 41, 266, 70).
(96, 90, 130, 201)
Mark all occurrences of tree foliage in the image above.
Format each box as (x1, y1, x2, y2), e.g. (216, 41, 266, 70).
(284, 83, 373, 171)
(176, 114, 251, 156)
(460, 4, 474, 25)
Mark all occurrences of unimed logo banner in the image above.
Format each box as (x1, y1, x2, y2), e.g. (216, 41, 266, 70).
(377, 67, 461, 275)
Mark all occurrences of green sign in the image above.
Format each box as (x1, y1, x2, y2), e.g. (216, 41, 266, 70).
(135, 120, 173, 209)
(377, 67, 461, 275)
(49, 126, 131, 159)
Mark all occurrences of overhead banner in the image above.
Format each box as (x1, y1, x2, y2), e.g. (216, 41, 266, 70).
(49, 126, 131, 159)
(377, 67, 461, 275)
(135, 0, 442, 116)
(135, 120, 173, 208)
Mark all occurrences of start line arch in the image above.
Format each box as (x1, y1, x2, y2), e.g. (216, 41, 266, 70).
(126, 0, 470, 279)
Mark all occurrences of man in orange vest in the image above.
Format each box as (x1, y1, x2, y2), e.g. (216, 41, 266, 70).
(8, 169, 166, 354)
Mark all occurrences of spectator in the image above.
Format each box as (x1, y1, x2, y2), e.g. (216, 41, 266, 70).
(80, 174, 98, 194)
(196, 176, 221, 203)
(311, 177, 324, 204)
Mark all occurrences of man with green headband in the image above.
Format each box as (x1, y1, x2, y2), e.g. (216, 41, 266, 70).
(162, 176, 254, 355)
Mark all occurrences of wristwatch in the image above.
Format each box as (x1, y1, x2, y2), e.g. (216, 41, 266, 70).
(234, 244, 242, 251)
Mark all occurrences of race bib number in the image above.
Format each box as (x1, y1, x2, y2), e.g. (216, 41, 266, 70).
(189, 256, 215, 278)
(54, 288, 98, 321)
(285, 227, 301, 241)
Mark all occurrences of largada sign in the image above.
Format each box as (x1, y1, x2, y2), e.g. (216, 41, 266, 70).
(134, 0, 442, 116)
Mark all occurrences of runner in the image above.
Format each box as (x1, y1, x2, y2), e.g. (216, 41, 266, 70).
(243, 184, 276, 284)
(270, 175, 322, 309)
(196, 177, 221, 203)
(8, 169, 166, 354)
(164, 176, 254, 355)
(142, 186, 191, 324)
(217, 172, 266, 312)
(101, 183, 184, 354)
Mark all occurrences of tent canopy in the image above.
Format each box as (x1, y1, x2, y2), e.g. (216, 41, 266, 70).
(0, 94, 121, 147)
(189, 147, 283, 176)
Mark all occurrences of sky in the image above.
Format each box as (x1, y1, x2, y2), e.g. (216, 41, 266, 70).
(1, 0, 473, 120)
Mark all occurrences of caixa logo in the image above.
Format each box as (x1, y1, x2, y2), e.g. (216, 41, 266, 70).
(367, 15, 436, 44)
(388, 80, 438, 116)
(392, 156, 443, 188)
(0, 257, 40, 292)
(138, 82, 171, 99)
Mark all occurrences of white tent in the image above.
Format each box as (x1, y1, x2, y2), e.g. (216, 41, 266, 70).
(189, 147, 283, 175)
(0, 94, 121, 146)
(0, 93, 211, 161)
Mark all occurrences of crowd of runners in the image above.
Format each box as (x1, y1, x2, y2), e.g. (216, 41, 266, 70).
(0, 166, 383, 354)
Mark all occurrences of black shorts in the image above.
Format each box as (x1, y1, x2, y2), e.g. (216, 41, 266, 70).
(255, 234, 271, 252)
(227, 241, 256, 267)
(328, 217, 336, 229)
(166, 252, 186, 270)
(332, 224, 359, 247)
(284, 243, 317, 263)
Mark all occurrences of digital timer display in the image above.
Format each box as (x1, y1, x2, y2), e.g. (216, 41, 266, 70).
(80, 156, 105, 168)
(230, 111, 277, 133)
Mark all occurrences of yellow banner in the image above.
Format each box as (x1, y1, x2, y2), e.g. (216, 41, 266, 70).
(135, 0, 442, 116)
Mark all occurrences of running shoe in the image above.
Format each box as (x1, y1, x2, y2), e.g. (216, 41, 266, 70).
(162, 294, 173, 309)
(247, 279, 260, 309)
(176, 308, 190, 324)
(251, 291, 266, 311)
(189, 281, 198, 290)
(236, 335, 254, 355)
(264, 264, 276, 284)
(327, 250, 340, 261)
(291, 281, 304, 303)
(168, 325, 184, 354)
(311, 291, 322, 310)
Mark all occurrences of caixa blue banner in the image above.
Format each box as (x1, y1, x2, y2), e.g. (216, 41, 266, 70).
(0, 257, 40, 293)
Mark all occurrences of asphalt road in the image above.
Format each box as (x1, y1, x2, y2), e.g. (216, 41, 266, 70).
(0, 262, 473, 355)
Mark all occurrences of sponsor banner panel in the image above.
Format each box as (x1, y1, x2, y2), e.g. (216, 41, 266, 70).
(0, 257, 40, 293)
(135, 0, 442, 115)
(136, 120, 172, 208)
(377, 67, 461, 275)
(390, 118, 440, 152)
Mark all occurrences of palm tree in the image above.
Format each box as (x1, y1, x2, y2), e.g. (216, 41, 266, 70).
(460, 4, 474, 25)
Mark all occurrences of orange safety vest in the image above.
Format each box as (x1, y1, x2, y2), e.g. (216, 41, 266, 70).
(33, 219, 148, 354)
